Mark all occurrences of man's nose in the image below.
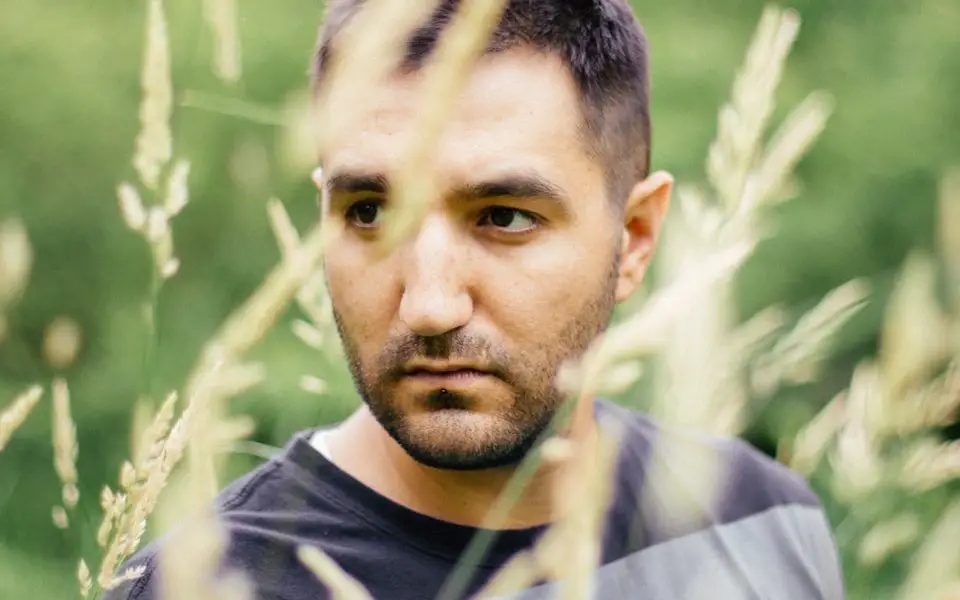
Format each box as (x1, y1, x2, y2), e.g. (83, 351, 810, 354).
(398, 214, 473, 338)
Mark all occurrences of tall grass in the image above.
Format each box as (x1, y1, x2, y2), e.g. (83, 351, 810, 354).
(0, 1, 955, 599)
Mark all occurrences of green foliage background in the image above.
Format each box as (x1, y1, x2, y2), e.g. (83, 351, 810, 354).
(0, 0, 957, 598)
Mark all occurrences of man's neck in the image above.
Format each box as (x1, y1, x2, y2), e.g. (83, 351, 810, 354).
(325, 404, 596, 530)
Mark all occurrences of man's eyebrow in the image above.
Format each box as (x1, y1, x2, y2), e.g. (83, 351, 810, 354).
(456, 175, 570, 206)
(325, 172, 390, 195)
(325, 170, 570, 206)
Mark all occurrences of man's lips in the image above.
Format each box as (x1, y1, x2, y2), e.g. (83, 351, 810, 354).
(400, 366, 496, 387)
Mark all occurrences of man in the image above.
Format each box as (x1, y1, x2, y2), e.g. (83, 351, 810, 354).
(109, 0, 845, 598)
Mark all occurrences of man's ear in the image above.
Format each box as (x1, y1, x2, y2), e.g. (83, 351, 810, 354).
(615, 170, 673, 303)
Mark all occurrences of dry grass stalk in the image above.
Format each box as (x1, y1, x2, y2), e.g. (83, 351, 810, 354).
(550, 429, 621, 600)
(725, 306, 788, 365)
(146, 206, 180, 280)
(78, 559, 93, 598)
(95, 391, 181, 588)
(376, 0, 509, 255)
(52, 378, 80, 512)
(828, 362, 883, 503)
(644, 0, 838, 440)
(0, 218, 33, 311)
(790, 242, 960, 484)
(44, 316, 82, 369)
(155, 478, 253, 600)
(784, 391, 845, 475)
(117, 183, 148, 232)
(203, 0, 242, 84)
(87, 3, 878, 599)
(593, 4, 847, 568)
(117, 158, 190, 282)
(266, 199, 333, 330)
(898, 437, 960, 492)
(751, 279, 869, 397)
(707, 6, 799, 213)
(292, 319, 326, 350)
(300, 375, 328, 396)
(0, 384, 44, 452)
(655, 219, 746, 435)
(314, 0, 441, 154)
(937, 582, 960, 600)
(587, 2, 826, 400)
(267, 201, 342, 406)
(297, 545, 374, 600)
(164, 160, 191, 219)
(93, 199, 321, 592)
(779, 186, 960, 590)
(267, 198, 300, 259)
(115, 363, 248, 600)
(897, 360, 960, 434)
(471, 429, 622, 599)
(105, 566, 148, 592)
(643, 428, 726, 539)
(856, 513, 922, 567)
(195, 218, 327, 369)
(567, 238, 756, 399)
(878, 253, 952, 412)
(134, 0, 173, 190)
(279, 94, 319, 173)
(471, 551, 539, 598)
(135, 391, 178, 475)
(940, 168, 960, 291)
(897, 499, 960, 600)
(738, 91, 834, 216)
(181, 359, 264, 506)
(53, 506, 69, 529)
(129, 397, 155, 468)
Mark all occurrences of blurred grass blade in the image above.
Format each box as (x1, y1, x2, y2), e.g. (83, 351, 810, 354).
(297, 545, 373, 600)
(376, 0, 509, 256)
(204, 0, 242, 84)
(0, 385, 44, 453)
(0, 219, 33, 309)
(897, 499, 960, 599)
(314, 0, 441, 153)
(707, 5, 800, 212)
(134, 0, 173, 190)
(940, 168, 960, 295)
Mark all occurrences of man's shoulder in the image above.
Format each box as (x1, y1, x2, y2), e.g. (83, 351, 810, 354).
(601, 400, 844, 599)
(600, 398, 819, 513)
(100, 452, 295, 600)
(599, 398, 829, 550)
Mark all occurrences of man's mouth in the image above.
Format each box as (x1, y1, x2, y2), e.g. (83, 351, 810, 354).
(401, 363, 496, 387)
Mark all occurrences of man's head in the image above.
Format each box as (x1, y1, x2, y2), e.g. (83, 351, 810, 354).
(313, 0, 672, 471)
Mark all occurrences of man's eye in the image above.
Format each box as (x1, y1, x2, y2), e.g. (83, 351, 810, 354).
(345, 200, 383, 228)
(480, 207, 539, 233)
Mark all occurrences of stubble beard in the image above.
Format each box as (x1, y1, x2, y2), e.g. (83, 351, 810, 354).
(329, 256, 620, 471)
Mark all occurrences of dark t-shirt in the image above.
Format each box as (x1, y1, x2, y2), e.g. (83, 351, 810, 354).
(105, 400, 844, 599)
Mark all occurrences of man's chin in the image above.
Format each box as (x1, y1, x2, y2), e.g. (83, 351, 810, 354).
(390, 411, 532, 471)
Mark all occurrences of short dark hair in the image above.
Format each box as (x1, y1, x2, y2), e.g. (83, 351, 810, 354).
(312, 0, 652, 207)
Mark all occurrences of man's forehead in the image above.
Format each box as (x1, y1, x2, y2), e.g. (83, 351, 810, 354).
(321, 49, 595, 183)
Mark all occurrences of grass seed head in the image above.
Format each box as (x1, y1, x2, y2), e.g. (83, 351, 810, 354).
(0, 384, 44, 452)
(134, 0, 173, 189)
(0, 218, 33, 308)
(44, 317, 83, 369)
(164, 160, 191, 217)
(297, 545, 374, 600)
(117, 183, 148, 232)
(78, 559, 93, 598)
(203, 0, 242, 84)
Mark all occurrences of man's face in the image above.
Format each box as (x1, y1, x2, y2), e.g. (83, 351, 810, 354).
(320, 49, 628, 470)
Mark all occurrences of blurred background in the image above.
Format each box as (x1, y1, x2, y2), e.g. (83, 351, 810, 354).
(0, 0, 958, 598)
